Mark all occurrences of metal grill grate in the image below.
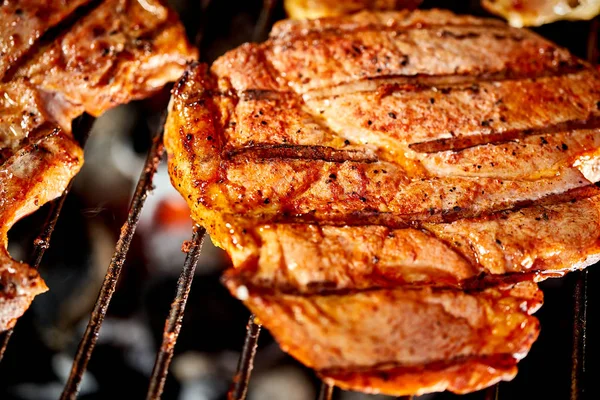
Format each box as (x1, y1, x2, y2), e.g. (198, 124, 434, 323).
(0, 3, 597, 400)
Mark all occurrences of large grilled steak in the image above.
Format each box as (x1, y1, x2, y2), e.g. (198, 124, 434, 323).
(165, 9, 600, 396)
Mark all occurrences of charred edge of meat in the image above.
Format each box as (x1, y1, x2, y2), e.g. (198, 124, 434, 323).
(409, 114, 600, 153)
(304, 59, 589, 98)
(238, 60, 589, 100)
(214, 184, 600, 228)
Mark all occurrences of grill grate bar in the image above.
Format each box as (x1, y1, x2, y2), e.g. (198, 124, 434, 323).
(0, 329, 13, 361)
(60, 114, 166, 400)
(0, 115, 94, 362)
(228, 315, 261, 400)
(571, 270, 588, 400)
(317, 382, 334, 400)
(253, 0, 278, 42)
(484, 383, 499, 400)
(146, 227, 206, 399)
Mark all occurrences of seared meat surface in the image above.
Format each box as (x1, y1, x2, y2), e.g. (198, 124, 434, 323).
(233, 281, 542, 396)
(165, 9, 600, 396)
(284, 0, 422, 19)
(0, 0, 196, 332)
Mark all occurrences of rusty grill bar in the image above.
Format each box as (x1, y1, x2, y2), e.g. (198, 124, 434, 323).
(228, 315, 262, 400)
(146, 227, 206, 400)
(317, 382, 334, 400)
(0, 4, 596, 400)
(60, 113, 166, 399)
(571, 271, 588, 400)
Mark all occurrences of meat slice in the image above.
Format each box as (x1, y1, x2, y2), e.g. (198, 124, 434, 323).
(168, 63, 600, 229)
(482, 0, 600, 27)
(0, 80, 82, 331)
(14, 0, 197, 120)
(0, 0, 196, 332)
(226, 280, 542, 396)
(165, 10, 600, 396)
(283, 0, 422, 19)
(222, 196, 600, 294)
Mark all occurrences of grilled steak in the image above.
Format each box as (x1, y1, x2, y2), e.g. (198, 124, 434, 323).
(165, 9, 600, 395)
(0, 0, 196, 332)
(283, 0, 422, 19)
(482, 0, 600, 27)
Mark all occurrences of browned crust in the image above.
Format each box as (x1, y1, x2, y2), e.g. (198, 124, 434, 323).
(165, 10, 600, 397)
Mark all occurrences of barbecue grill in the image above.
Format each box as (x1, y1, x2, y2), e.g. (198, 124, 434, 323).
(0, 1, 598, 399)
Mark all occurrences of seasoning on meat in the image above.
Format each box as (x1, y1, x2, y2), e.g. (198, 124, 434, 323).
(165, 9, 600, 396)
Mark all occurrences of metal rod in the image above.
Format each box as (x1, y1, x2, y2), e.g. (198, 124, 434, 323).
(60, 115, 166, 400)
(30, 182, 74, 267)
(146, 227, 206, 400)
(570, 270, 588, 400)
(587, 18, 599, 65)
(484, 383, 499, 400)
(0, 329, 13, 360)
(253, 0, 277, 42)
(0, 114, 94, 361)
(317, 382, 334, 400)
(228, 315, 262, 400)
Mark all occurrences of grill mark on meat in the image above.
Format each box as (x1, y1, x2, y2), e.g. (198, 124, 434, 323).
(1, 0, 103, 83)
(235, 62, 587, 100)
(225, 144, 378, 163)
(241, 89, 294, 100)
(410, 114, 600, 153)
(218, 184, 600, 228)
(303, 62, 588, 99)
(271, 22, 511, 43)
